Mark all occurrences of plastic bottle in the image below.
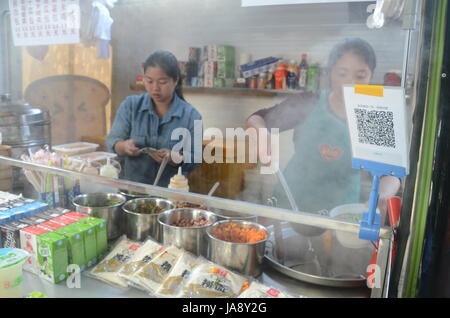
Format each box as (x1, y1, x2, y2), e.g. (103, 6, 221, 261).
(168, 167, 189, 192)
(287, 60, 298, 90)
(274, 62, 288, 90)
(99, 158, 118, 178)
(306, 63, 320, 93)
(298, 54, 308, 91)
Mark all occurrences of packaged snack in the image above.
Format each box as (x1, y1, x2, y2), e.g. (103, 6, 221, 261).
(90, 237, 141, 288)
(134, 245, 183, 293)
(154, 252, 205, 298)
(180, 263, 248, 298)
(238, 281, 295, 298)
(118, 239, 164, 285)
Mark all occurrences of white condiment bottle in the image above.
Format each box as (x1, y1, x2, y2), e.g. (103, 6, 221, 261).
(168, 167, 189, 192)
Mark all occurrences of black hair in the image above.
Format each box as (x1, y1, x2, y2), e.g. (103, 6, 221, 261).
(327, 37, 377, 73)
(143, 50, 185, 101)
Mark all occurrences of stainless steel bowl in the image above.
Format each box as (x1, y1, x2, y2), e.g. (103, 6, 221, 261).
(73, 192, 126, 240)
(206, 220, 269, 277)
(158, 208, 218, 256)
(119, 189, 152, 201)
(212, 208, 258, 223)
(122, 197, 175, 242)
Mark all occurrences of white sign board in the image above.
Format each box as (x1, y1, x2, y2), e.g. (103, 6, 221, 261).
(242, 0, 373, 7)
(9, 0, 80, 46)
(343, 85, 409, 174)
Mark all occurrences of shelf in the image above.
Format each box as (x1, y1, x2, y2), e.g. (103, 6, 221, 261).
(130, 83, 300, 97)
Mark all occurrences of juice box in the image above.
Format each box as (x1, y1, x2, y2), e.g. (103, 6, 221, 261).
(48, 215, 77, 226)
(81, 217, 107, 258)
(38, 208, 70, 220)
(20, 215, 48, 226)
(72, 220, 97, 268)
(20, 225, 50, 274)
(36, 231, 69, 284)
(54, 224, 87, 272)
(217, 61, 235, 78)
(63, 211, 88, 221)
(0, 221, 29, 248)
(216, 45, 235, 62)
(37, 220, 65, 232)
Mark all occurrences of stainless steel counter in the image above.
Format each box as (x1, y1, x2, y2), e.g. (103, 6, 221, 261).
(22, 264, 370, 298)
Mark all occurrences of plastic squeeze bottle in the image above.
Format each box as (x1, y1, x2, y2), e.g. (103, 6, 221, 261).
(99, 158, 118, 178)
(168, 167, 189, 192)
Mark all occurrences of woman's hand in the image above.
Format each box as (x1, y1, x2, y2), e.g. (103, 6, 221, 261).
(152, 148, 183, 166)
(114, 139, 140, 157)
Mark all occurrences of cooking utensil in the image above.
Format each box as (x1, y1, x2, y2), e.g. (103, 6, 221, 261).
(268, 197, 285, 265)
(207, 182, 220, 196)
(153, 155, 169, 186)
(122, 197, 175, 242)
(158, 208, 218, 256)
(275, 169, 299, 212)
(73, 193, 126, 240)
(206, 220, 268, 277)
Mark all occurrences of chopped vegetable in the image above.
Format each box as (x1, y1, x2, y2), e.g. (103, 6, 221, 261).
(210, 222, 267, 243)
(134, 201, 166, 214)
(172, 216, 212, 227)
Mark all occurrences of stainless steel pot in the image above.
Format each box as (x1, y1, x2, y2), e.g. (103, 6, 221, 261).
(158, 208, 218, 256)
(122, 197, 174, 242)
(211, 208, 258, 223)
(72, 192, 126, 240)
(206, 220, 268, 277)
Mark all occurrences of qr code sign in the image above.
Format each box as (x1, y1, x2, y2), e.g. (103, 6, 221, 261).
(354, 109, 396, 148)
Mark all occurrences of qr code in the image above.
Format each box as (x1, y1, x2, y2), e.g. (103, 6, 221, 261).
(354, 109, 396, 148)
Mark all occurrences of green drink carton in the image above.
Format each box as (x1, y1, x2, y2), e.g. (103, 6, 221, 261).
(217, 61, 235, 78)
(54, 224, 87, 272)
(72, 220, 97, 268)
(82, 217, 107, 258)
(36, 231, 68, 284)
(216, 45, 235, 62)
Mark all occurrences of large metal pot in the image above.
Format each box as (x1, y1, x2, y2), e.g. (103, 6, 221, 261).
(206, 220, 268, 277)
(72, 192, 126, 240)
(122, 197, 175, 242)
(158, 208, 218, 256)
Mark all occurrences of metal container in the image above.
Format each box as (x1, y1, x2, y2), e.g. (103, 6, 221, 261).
(212, 208, 258, 223)
(158, 208, 218, 256)
(206, 220, 268, 277)
(122, 197, 174, 242)
(119, 189, 151, 201)
(72, 192, 126, 240)
(0, 95, 51, 158)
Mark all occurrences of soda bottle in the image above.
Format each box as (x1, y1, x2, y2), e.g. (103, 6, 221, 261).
(298, 54, 308, 91)
(306, 63, 320, 93)
(287, 60, 298, 90)
(275, 62, 288, 90)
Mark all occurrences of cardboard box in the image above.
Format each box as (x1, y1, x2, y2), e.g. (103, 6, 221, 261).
(55, 224, 87, 272)
(81, 217, 108, 258)
(72, 220, 98, 268)
(217, 61, 235, 78)
(0, 221, 29, 248)
(20, 225, 50, 274)
(36, 231, 69, 284)
(216, 45, 235, 62)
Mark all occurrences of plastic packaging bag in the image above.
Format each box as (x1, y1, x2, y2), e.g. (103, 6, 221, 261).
(154, 252, 206, 298)
(180, 263, 249, 298)
(117, 238, 165, 286)
(132, 245, 183, 293)
(89, 236, 142, 288)
(238, 281, 296, 298)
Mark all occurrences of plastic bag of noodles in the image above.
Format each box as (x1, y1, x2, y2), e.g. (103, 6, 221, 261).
(89, 236, 142, 288)
(154, 252, 206, 298)
(133, 245, 184, 293)
(237, 281, 296, 298)
(179, 262, 249, 298)
(117, 238, 165, 286)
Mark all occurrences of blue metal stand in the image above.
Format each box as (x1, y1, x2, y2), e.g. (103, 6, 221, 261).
(352, 158, 407, 242)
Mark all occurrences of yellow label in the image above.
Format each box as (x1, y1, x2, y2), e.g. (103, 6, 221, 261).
(354, 85, 384, 97)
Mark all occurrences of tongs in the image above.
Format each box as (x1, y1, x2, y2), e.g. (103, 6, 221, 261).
(153, 155, 169, 186)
